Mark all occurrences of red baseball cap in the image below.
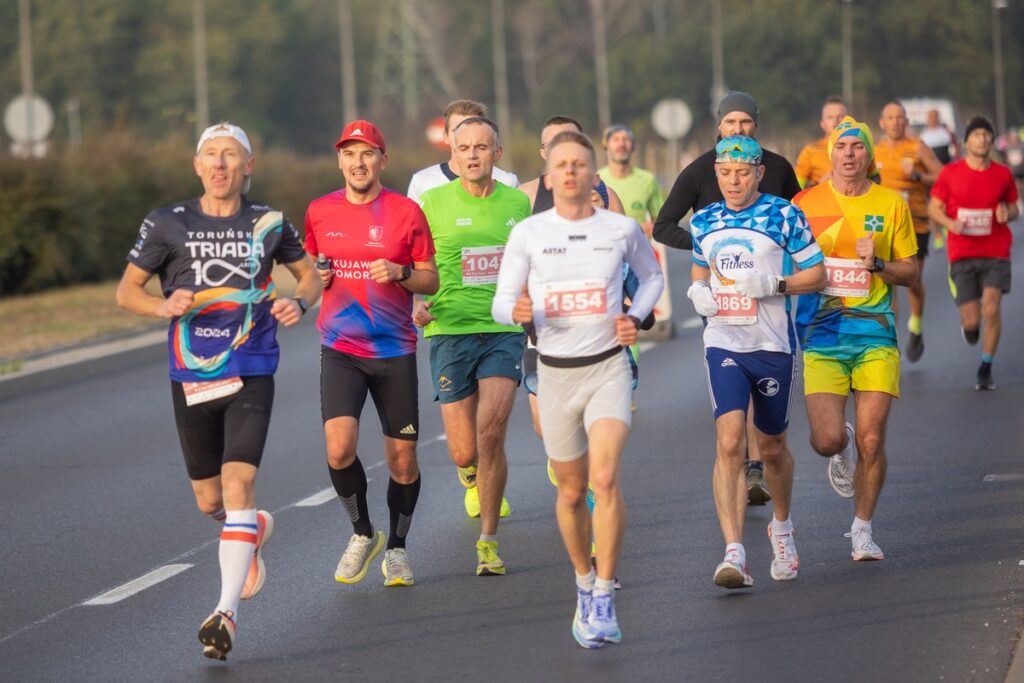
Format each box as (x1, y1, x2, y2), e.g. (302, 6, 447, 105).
(334, 119, 386, 153)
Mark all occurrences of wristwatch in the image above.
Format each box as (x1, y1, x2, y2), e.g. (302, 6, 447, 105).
(777, 278, 787, 294)
(294, 297, 308, 315)
(398, 265, 412, 282)
(867, 257, 885, 273)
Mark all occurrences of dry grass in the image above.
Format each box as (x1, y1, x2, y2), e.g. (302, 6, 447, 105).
(0, 265, 299, 360)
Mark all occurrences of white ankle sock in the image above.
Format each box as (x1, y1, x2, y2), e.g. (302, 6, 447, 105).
(725, 542, 746, 565)
(576, 570, 596, 591)
(215, 509, 258, 616)
(772, 516, 793, 536)
(852, 516, 872, 534)
(594, 577, 615, 596)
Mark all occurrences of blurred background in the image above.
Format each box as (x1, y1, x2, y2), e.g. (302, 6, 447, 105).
(1, 0, 1021, 297)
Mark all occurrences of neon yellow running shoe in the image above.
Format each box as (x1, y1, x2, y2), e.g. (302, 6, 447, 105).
(475, 540, 506, 576)
(547, 459, 558, 487)
(464, 486, 511, 518)
(457, 465, 477, 488)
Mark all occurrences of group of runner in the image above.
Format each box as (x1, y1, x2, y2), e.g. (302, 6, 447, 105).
(117, 89, 1016, 658)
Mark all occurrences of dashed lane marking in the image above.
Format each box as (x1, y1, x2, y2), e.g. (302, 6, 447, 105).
(82, 564, 194, 606)
(982, 473, 1024, 482)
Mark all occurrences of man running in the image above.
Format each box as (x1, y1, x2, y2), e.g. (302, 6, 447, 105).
(116, 122, 321, 660)
(794, 96, 848, 189)
(407, 99, 519, 203)
(492, 129, 663, 648)
(305, 120, 439, 587)
(920, 108, 960, 166)
(794, 116, 919, 561)
(686, 136, 826, 589)
(928, 116, 1019, 390)
(598, 123, 664, 236)
(654, 91, 801, 506)
(415, 116, 530, 575)
(874, 101, 944, 362)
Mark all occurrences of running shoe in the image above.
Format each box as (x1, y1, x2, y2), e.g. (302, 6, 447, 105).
(828, 422, 856, 499)
(572, 589, 603, 649)
(906, 331, 924, 362)
(585, 592, 622, 644)
(546, 459, 558, 487)
(335, 530, 385, 584)
(457, 465, 477, 488)
(198, 610, 236, 661)
(976, 361, 995, 391)
(381, 547, 415, 586)
(746, 461, 771, 506)
(475, 539, 506, 576)
(464, 486, 511, 518)
(240, 510, 274, 600)
(962, 326, 979, 345)
(713, 551, 753, 589)
(767, 525, 799, 581)
(846, 528, 885, 561)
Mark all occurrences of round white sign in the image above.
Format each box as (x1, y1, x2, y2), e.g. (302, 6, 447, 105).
(651, 99, 692, 140)
(4, 94, 54, 142)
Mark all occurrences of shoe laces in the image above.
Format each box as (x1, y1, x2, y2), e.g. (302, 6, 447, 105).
(844, 528, 879, 551)
(342, 534, 372, 565)
(385, 549, 408, 572)
(772, 532, 793, 561)
(576, 589, 593, 620)
(477, 542, 499, 563)
(591, 593, 614, 622)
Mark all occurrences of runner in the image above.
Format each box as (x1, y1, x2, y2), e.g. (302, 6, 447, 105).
(793, 116, 919, 561)
(686, 135, 826, 589)
(492, 129, 663, 648)
(415, 116, 530, 575)
(794, 96, 848, 189)
(304, 120, 439, 587)
(116, 122, 321, 660)
(654, 91, 801, 506)
(598, 123, 664, 236)
(874, 101, 944, 362)
(920, 108, 960, 166)
(928, 116, 1019, 390)
(407, 99, 519, 202)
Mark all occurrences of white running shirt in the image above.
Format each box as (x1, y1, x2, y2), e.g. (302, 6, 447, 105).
(406, 163, 519, 203)
(493, 207, 663, 359)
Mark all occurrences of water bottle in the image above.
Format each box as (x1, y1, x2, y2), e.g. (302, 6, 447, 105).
(316, 253, 331, 288)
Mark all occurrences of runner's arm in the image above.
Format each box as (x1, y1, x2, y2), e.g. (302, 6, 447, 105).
(116, 263, 193, 318)
(652, 168, 696, 250)
(492, 230, 530, 326)
(927, 197, 963, 234)
(605, 185, 626, 216)
(917, 142, 944, 184)
(623, 225, 664, 322)
(873, 256, 918, 288)
(403, 258, 440, 295)
(782, 261, 827, 294)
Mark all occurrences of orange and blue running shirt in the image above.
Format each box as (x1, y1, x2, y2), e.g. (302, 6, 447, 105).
(874, 138, 930, 233)
(793, 182, 918, 359)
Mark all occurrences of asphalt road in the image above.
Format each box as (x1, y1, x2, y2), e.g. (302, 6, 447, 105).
(1, 237, 1022, 682)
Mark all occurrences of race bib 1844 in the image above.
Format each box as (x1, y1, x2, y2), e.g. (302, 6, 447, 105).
(461, 246, 504, 285)
(824, 257, 871, 298)
(543, 279, 608, 327)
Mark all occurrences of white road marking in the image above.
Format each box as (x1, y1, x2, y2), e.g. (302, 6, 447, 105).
(294, 488, 337, 507)
(638, 341, 656, 352)
(680, 316, 703, 329)
(421, 433, 448, 446)
(982, 473, 1024, 482)
(82, 564, 193, 606)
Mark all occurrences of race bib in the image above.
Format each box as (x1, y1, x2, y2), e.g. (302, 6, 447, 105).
(461, 246, 504, 285)
(824, 257, 871, 298)
(957, 207, 993, 236)
(182, 376, 243, 406)
(712, 285, 757, 325)
(543, 279, 608, 327)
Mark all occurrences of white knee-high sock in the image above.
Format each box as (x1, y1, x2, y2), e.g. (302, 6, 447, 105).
(216, 509, 258, 616)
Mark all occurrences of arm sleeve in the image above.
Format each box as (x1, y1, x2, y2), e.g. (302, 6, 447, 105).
(492, 226, 530, 326)
(652, 166, 697, 250)
(623, 222, 664, 321)
(127, 211, 168, 273)
(275, 214, 307, 264)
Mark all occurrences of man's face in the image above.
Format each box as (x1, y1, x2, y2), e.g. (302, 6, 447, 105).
(714, 161, 762, 209)
(452, 122, 501, 183)
(443, 113, 472, 147)
(338, 141, 386, 193)
(193, 137, 253, 200)
(927, 110, 940, 128)
(879, 104, 908, 140)
(965, 128, 993, 158)
(831, 137, 871, 181)
(540, 123, 580, 161)
(718, 112, 757, 139)
(821, 103, 848, 135)
(547, 141, 596, 203)
(605, 130, 634, 164)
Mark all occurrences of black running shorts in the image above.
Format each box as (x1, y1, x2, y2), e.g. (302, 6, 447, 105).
(320, 346, 420, 440)
(171, 375, 274, 481)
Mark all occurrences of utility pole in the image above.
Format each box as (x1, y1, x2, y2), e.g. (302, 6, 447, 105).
(589, 0, 611, 130)
(710, 0, 725, 111)
(18, 0, 34, 146)
(339, 0, 357, 122)
(842, 0, 853, 107)
(401, 0, 417, 122)
(491, 0, 510, 138)
(992, 0, 1007, 134)
(193, 0, 209, 136)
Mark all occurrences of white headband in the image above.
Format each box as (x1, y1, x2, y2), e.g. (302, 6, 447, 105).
(195, 122, 252, 155)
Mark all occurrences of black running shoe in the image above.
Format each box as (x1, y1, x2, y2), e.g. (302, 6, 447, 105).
(746, 461, 771, 506)
(976, 361, 995, 391)
(906, 332, 924, 362)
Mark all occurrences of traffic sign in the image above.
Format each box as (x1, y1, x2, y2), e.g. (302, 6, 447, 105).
(4, 94, 53, 143)
(426, 116, 448, 151)
(651, 99, 692, 140)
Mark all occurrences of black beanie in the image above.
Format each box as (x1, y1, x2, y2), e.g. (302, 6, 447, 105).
(964, 116, 994, 142)
(717, 91, 759, 125)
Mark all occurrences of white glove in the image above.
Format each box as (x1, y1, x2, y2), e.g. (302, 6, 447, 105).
(687, 280, 719, 317)
(732, 273, 780, 299)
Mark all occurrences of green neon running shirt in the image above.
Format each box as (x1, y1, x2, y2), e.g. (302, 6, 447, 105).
(598, 166, 664, 224)
(419, 179, 531, 337)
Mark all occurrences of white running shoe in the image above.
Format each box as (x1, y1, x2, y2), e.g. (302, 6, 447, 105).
(571, 589, 603, 649)
(767, 525, 799, 581)
(846, 528, 885, 561)
(828, 422, 856, 499)
(381, 547, 415, 587)
(713, 551, 753, 589)
(335, 530, 385, 583)
(585, 592, 622, 644)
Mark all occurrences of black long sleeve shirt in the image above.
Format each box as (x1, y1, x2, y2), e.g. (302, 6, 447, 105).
(652, 147, 801, 251)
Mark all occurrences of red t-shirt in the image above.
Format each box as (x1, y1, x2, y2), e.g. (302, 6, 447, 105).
(305, 187, 434, 358)
(931, 159, 1018, 262)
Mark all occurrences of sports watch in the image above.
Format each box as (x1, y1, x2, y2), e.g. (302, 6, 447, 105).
(777, 278, 787, 294)
(295, 297, 308, 315)
(398, 265, 412, 282)
(867, 257, 885, 273)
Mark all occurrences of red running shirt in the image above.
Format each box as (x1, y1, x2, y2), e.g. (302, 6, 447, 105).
(931, 160, 1018, 262)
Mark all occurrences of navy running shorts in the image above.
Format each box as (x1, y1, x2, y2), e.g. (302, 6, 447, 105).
(429, 332, 524, 404)
(703, 347, 795, 436)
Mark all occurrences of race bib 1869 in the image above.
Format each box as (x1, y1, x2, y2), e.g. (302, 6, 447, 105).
(957, 207, 993, 236)
(543, 279, 608, 327)
(824, 257, 870, 298)
(712, 285, 757, 325)
(461, 246, 504, 285)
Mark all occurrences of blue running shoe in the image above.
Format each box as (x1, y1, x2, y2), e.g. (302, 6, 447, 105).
(572, 588, 603, 649)
(586, 592, 622, 644)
